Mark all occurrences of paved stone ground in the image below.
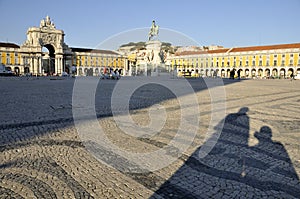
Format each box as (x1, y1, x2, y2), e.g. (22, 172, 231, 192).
(0, 76, 300, 198)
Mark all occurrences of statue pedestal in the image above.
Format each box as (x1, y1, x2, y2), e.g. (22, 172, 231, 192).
(146, 40, 162, 76)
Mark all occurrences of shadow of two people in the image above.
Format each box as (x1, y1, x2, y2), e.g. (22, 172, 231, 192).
(152, 107, 300, 198)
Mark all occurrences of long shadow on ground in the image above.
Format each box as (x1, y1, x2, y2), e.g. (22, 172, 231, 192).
(150, 107, 300, 198)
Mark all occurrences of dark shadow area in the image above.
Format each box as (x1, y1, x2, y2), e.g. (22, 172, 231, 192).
(0, 76, 244, 197)
(0, 77, 242, 147)
(151, 107, 300, 198)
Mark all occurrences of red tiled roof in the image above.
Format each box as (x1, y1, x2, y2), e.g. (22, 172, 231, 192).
(71, 47, 119, 55)
(0, 42, 20, 48)
(175, 51, 207, 56)
(207, 48, 229, 54)
(230, 43, 300, 52)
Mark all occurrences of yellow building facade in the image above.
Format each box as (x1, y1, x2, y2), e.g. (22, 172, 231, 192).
(69, 48, 126, 76)
(1, 16, 299, 78)
(0, 42, 126, 76)
(172, 43, 300, 78)
(0, 16, 126, 76)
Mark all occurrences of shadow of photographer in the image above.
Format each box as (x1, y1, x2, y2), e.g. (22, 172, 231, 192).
(152, 107, 300, 198)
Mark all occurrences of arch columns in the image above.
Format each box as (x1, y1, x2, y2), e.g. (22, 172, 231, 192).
(55, 55, 63, 75)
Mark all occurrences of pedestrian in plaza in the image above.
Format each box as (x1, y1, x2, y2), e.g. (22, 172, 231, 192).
(229, 69, 235, 79)
(290, 73, 294, 81)
(237, 70, 241, 80)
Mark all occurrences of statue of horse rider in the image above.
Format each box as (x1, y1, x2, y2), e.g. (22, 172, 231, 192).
(148, 20, 159, 41)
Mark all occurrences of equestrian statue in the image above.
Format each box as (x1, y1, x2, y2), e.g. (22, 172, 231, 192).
(148, 20, 159, 41)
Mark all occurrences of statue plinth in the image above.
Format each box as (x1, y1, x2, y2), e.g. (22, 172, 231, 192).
(146, 40, 162, 65)
(145, 40, 162, 76)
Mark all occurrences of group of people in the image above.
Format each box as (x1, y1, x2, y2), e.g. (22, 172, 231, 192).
(229, 69, 241, 79)
(100, 68, 122, 80)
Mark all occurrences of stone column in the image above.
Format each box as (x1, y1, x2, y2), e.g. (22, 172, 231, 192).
(54, 57, 58, 75)
(34, 57, 38, 75)
(38, 56, 42, 74)
(30, 57, 34, 75)
(55, 55, 63, 75)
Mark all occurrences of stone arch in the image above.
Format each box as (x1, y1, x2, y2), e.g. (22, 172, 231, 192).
(226, 69, 231, 78)
(84, 68, 88, 76)
(205, 69, 209, 77)
(24, 67, 30, 74)
(221, 69, 225, 78)
(20, 16, 68, 76)
(245, 69, 250, 78)
(42, 44, 55, 75)
(265, 68, 271, 78)
(210, 69, 214, 77)
(14, 67, 20, 76)
(237, 68, 243, 77)
(272, 68, 278, 77)
(288, 68, 294, 76)
(200, 69, 204, 76)
(258, 68, 263, 77)
(89, 68, 94, 76)
(280, 68, 286, 78)
(95, 68, 99, 76)
(251, 69, 256, 77)
(78, 68, 83, 76)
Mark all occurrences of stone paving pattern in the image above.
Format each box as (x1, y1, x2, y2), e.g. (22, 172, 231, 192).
(0, 76, 300, 198)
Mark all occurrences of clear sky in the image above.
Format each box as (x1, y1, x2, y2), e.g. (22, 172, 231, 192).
(0, 0, 299, 50)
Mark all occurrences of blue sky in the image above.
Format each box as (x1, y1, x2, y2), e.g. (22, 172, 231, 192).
(0, 0, 299, 50)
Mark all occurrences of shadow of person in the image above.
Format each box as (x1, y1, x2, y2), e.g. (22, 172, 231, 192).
(151, 107, 252, 198)
(151, 108, 300, 198)
(251, 126, 298, 180)
(197, 107, 251, 174)
(243, 126, 300, 191)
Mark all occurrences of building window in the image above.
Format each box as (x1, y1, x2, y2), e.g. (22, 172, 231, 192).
(282, 54, 285, 58)
(259, 60, 262, 66)
(6, 53, 10, 64)
(274, 60, 277, 66)
(266, 60, 269, 66)
(239, 61, 242, 66)
(290, 59, 293, 66)
(281, 60, 285, 66)
(246, 61, 249, 66)
(274, 54, 277, 58)
(233, 61, 236, 67)
(252, 61, 255, 66)
(0, 53, 2, 63)
(290, 54, 293, 57)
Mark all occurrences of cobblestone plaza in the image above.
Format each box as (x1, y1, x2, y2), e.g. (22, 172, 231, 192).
(0, 76, 300, 198)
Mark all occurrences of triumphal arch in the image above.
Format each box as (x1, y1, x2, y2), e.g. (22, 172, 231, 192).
(20, 16, 72, 75)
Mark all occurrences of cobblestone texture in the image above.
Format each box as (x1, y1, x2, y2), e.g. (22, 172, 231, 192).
(0, 76, 300, 198)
